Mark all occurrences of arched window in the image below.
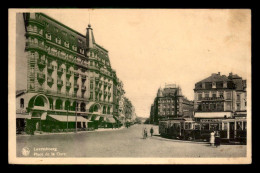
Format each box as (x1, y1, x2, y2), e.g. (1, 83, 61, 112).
(20, 98, 24, 108)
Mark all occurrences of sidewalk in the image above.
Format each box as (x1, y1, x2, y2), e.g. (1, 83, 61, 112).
(17, 126, 126, 136)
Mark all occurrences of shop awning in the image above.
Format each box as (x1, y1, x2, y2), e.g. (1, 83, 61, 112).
(194, 112, 232, 118)
(16, 114, 31, 119)
(106, 117, 116, 123)
(95, 116, 101, 121)
(48, 115, 92, 123)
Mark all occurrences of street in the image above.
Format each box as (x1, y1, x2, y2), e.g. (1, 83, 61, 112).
(17, 124, 246, 157)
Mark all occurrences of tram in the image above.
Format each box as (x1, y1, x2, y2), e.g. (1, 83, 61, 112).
(159, 117, 247, 144)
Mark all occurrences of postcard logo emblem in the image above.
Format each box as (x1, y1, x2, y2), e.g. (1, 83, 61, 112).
(21, 147, 30, 156)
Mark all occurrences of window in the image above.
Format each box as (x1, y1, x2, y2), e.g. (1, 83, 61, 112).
(226, 102, 231, 111)
(204, 92, 209, 98)
(80, 49, 84, 54)
(55, 38, 61, 44)
(219, 91, 224, 98)
(198, 93, 202, 100)
(72, 45, 77, 51)
(212, 92, 216, 98)
(216, 82, 223, 88)
(78, 39, 82, 44)
(20, 98, 24, 108)
(46, 33, 51, 40)
(226, 92, 231, 100)
(64, 42, 69, 48)
(205, 82, 212, 89)
(237, 94, 241, 101)
(237, 103, 241, 111)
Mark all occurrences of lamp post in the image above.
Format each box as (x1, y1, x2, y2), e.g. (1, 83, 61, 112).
(75, 104, 78, 133)
(67, 105, 69, 132)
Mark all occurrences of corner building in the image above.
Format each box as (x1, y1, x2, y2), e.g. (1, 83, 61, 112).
(16, 13, 119, 132)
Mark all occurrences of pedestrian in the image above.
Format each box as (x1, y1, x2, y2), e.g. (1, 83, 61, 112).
(215, 131, 221, 147)
(150, 127, 154, 137)
(209, 131, 215, 146)
(143, 128, 147, 139)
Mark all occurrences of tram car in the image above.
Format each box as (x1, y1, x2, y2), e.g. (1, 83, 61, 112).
(159, 118, 199, 140)
(159, 117, 247, 144)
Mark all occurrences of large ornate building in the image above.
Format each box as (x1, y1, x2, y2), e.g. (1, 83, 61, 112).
(150, 84, 194, 124)
(16, 12, 132, 133)
(193, 72, 247, 119)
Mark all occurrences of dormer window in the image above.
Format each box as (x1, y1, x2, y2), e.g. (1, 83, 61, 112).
(80, 49, 84, 54)
(64, 41, 69, 48)
(46, 33, 51, 40)
(56, 38, 61, 44)
(78, 39, 82, 44)
(72, 45, 77, 51)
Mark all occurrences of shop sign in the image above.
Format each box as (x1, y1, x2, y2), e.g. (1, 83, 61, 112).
(200, 119, 222, 123)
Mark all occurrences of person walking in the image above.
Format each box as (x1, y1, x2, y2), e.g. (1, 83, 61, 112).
(215, 131, 221, 147)
(150, 127, 154, 137)
(209, 131, 215, 146)
(143, 128, 147, 139)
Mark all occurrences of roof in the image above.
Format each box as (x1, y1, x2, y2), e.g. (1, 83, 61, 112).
(197, 74, 229, 84)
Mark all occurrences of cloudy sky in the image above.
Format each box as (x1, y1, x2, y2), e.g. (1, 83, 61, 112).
(41, 9, 250, 118)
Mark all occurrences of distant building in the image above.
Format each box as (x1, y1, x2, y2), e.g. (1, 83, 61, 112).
(194, 72, 247, 120)
(150, 84, 194, 124)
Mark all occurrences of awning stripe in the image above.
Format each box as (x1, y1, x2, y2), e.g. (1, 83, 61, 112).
(48, 115, 92, 122)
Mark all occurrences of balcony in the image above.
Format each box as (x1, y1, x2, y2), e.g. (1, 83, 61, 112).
(25, 42, 46, 52)
(74, 84, 79, 90)
(104, 91, 107, 96)
(37, 72, 45, 81)
(74, 72, 79, 78)
(95, 77, 100, 82)
(57, 67, 63, 76)
(37, 59, 46, 68)
(200, 96, 225, 101)
(95, 87, 99, 92)
(81, 74, 87, 80)
(47, 64, 54, 72)
(47, 77, 54, 84)
(57, 79, 63, 87)
(81, 85, 86, 91)
(66, 70, 72, 78)
(66, 82, 71, 88)
(108, 92, 111, 97)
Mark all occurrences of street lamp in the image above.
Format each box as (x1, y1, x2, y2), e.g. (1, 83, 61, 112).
(75, 104, 78, 133)
(67, 105, 69, 132)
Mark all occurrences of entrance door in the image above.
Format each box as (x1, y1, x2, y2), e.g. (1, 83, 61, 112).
(230, 122, 235, 139)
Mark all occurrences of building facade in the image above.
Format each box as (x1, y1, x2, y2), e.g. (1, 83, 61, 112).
(193, 72, 247, 139)
(16, 12, 134, 133)
(150, 84, 194, 124)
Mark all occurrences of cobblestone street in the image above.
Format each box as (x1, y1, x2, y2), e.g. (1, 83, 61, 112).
(17, 124, 246, 158)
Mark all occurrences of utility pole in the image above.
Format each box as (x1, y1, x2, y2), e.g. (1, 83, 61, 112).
(67, 105, 69, 132)
(75, 103, 78, 133)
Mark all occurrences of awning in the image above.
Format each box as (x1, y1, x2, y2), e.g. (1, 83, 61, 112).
(95, 116, 101, 121)
(106, 117, 116, 123)
(16, 114, 31, 119)
(48, 115, 92, 123)
(194, 112, 232, 118)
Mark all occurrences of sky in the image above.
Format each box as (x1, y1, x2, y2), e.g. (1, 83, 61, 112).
(41, 9, 251, 118)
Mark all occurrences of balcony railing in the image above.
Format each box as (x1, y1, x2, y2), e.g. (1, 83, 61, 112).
(200, 96, 225, 101)
(74, 84, 79, 89)
(57, 79, 63, 86)
(81, 74, 86, 79)
(81, 85, 86, 91)
(37, 72, 45, 81)
(104, 91, 107, 95)
(47, 77, 54, 84)
(66, 70, 72, 77)
(47, 64, 54, 72)
(74, 72, 79, 78)
(26, 42, 46, 52)
(37, 59, 46, 68)
(57, 67, 63, 75)
(66, 82, 71, 88)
